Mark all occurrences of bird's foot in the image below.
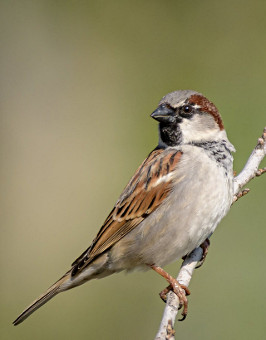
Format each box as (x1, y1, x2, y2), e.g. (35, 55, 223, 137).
(196, 238, 210, 269)
(149, 264, 190, 321)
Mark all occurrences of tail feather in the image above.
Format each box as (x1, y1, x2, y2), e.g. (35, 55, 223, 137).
(13, 271, 71, 326)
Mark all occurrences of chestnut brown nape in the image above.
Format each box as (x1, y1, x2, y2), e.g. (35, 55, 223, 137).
(189, 94, 224, 130)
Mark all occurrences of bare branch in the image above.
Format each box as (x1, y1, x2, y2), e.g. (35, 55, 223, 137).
(155, 127, 266, 340)
(155, 248, 203, 340)
(233, 127, 266, 196)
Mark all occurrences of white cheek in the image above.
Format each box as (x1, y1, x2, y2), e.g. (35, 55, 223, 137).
(180, 115, 221, 143)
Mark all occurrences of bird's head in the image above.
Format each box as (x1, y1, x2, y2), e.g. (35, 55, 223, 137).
(151, 90, 227, 147)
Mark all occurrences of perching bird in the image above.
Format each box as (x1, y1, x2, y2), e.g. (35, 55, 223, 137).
(13, 90, 235, 325)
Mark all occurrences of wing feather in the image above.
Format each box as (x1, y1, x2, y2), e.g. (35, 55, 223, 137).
(71, 148, 182, 275)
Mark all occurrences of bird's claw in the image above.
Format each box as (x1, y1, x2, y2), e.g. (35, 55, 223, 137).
(149, 264, 190, 321)
(196, 238, 210, 269)
(159, 282, 190, 321)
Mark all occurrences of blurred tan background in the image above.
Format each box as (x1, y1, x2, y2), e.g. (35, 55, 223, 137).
(1, 1, 265, 339)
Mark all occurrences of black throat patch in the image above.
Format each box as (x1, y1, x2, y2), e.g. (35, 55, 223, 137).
(159, 122, 183, 147)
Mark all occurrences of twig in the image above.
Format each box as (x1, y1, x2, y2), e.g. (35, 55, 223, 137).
(233, 127, 266, 196)
(155, 127, 266, 340)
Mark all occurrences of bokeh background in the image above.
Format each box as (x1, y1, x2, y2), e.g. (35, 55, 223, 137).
(1, 1, 265, 339)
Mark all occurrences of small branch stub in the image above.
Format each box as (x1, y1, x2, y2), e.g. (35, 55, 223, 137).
(233, 188, 250, 203)
(166, 320, 175, 340)
(256, 167, 266, 176)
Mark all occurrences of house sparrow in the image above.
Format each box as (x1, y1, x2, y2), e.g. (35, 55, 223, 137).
(13, 90, 235, 325)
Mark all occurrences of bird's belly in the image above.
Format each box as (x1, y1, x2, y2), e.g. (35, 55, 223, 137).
(109, 159, 233, 271)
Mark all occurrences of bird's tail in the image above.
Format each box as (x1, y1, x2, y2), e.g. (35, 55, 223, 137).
(13, 270, 72, 326)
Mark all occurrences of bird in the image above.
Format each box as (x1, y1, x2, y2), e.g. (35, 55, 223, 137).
(13, 90, 235, 325)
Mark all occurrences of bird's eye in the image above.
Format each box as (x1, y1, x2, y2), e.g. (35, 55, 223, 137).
(180, 105, 193, 117)
(183, 105, 192, 113)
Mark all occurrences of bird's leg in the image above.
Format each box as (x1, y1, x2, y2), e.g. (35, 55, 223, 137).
(196, 238, 210, 269)
(149, 264, 190, 321)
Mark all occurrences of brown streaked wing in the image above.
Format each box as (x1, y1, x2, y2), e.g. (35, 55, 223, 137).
(71, 148, 182, 275)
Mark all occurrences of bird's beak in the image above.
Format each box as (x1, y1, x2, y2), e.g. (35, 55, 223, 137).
(150, 104, 176, 123)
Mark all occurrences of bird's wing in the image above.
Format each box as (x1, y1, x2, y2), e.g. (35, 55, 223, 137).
(71, 147, 182, 276)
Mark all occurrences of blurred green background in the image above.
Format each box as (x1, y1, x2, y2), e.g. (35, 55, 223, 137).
(1, 1, 265, 339)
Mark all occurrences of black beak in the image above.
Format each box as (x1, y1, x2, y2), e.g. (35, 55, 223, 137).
(150, 104, 176, 123)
